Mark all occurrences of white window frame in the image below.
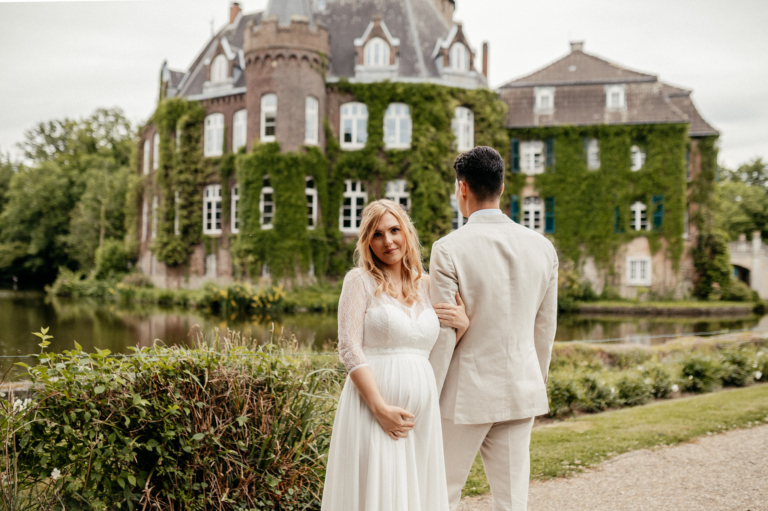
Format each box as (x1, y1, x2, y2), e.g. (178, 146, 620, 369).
(385, 179, 411, 211)
(452, 107, 474, 152)
(203, 184, 222, 235)
(587, 138, 600, 170)
(231, 184, 240, 234)
(305, 96, 319, 146)
(534, 87, 555, 113)
(683, 208, 689, 240)
(204, 113, 224, 157)
(143, 139, 150, 175)
(450, 196, 467, 231)
(522, 196, 544, 233)
(260, 94, 277, 143)
(150, 196, 158, 239)
(630, 201, 649, 231)
(626, 256, 652, 286)
(365, 37, 390, 67)
(630, 145, 646, 171)
(384, 103, 412, 149)
(233, 109, 247, 152)
(141, 198, 149, 240)
(605, 84, 626, 109)
(174, 190, 180, 236)
(340, 102, 368, 150)
(521, 140, 545, 175)
(340, 180, 367, 233)
(449, 43, 470, 71)
(152, 132, 160, 171)
(306, 176, 318, 230)
(260, 176, 274, 230)
(211, 54, 229, 83)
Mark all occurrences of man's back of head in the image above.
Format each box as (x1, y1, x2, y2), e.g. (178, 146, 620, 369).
(454, 146, 505, 203)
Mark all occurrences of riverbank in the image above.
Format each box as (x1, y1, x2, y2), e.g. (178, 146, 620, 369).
(573, 300, 762, 316)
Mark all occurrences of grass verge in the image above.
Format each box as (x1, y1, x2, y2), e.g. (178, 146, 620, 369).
(462, 383, 768, 497)
(574, 300, 756, 309)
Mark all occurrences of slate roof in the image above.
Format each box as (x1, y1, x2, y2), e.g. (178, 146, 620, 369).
(265, 0, 315, 26)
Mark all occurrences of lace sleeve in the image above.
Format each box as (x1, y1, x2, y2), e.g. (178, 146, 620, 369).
(338, 270, 370, 374)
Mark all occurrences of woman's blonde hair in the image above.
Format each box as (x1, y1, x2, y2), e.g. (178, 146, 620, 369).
(354, 199, 424, 303)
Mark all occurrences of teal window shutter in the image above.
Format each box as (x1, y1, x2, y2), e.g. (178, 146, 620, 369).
(614, 207, 624, 233)
(511, 194, 520, 222)
(652, 195, 664, 230)
(545, 138, 555, 171)
(686, 148, 691, 181)
(511, 138, 520, 173)
(544, 197, 555, 233)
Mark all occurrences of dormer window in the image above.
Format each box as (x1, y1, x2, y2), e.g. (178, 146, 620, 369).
(449, 43, 470, 71)
(211, 54, 228, 83)
(535, 87, 555, 113)
(606, 84, 626, 109)
(365, 37, 390, 67)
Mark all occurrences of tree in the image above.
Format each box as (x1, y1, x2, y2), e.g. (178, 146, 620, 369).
(722, 158, 768, 188)
(718, 158, 768, 241)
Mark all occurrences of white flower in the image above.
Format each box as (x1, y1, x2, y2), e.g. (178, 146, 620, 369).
(671, 384, 680, 393)
(611, 387, 616, 394)
(12, 398, 32, 413)
(756, 371, 763, 381)
(688, 375, 694, 380)
(51, 468, 61, 481)
(644, 378, 652, 385)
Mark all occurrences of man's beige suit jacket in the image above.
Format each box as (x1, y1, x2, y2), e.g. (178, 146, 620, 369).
(429, 213, 559, 425)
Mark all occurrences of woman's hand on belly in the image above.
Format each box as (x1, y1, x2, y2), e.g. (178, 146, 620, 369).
(350, 366, 415, 440)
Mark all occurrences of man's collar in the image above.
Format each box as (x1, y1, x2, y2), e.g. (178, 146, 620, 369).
(468, 208, 503, 220)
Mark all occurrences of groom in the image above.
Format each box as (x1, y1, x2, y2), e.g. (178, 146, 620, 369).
(429, 146, 559, 511)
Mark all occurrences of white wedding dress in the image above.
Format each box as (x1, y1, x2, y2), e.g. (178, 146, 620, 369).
(321, 268, 449, 511)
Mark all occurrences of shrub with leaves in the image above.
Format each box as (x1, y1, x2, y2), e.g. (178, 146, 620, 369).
(615, 372, 654, 407)
(640, 363, 674, 399)
(576, 373, 617, 413)
(720, 348, 754, 387)
(546, 373, 580, 418)
(680, 353, 722, 393)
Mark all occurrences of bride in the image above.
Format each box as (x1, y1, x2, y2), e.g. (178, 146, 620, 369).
(321, 199, 469, 510)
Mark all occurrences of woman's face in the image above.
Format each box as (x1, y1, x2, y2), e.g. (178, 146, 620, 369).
(369, 212, 405, 268)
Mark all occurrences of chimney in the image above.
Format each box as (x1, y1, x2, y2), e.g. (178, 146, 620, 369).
(482, 42, 489, 79)
(570, 41, 584, 53)
(230, 2, 241, 24)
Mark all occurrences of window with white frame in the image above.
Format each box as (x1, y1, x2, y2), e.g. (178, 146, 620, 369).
(152, 132, 160, 171)
(231, 184, 240, 234)
(587, 138, 600, 170)
(534, 87, 555, 113)
(211, 54, 229, 83)
(521, 140, 545, 175)
(340, 180, 367, 233)
(452, 107, 474, 152)
(260, 176, 274, 229)
(630, 201, 648, 231)
(631, 145, 646, 171)
(143, 139, 150, 175)
(606, 84, 626, 109)
(305, 96, 319, 145)
(204, 113, 224, 157)
(233, 109, 247, 152)
(522, 196, 544, 233)
(306, 177, 318, 229)
(203, 184, 222, 235)
(626, 256, 652, 286)
(384, 103, 412, 149)
(683, 208, 689, 240)
(261, 94, 277, 142)
(340, 102, 368, 150)
(386, 179, 410, 211)
(176, 129, 182, 153)
(449, 43, 470, 71)
(450, 196, 467, 231)
(174, 191, 180, 236)
(141, 198, 149, 240)
(151, 196, 158, 239)
(365, 37, 390, 67)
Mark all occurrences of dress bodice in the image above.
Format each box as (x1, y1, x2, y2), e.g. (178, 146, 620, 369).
(337, 268, 440, 373)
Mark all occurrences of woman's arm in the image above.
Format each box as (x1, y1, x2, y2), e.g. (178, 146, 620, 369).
(433, 292, 469, 345)
(349, 367, 415, 440)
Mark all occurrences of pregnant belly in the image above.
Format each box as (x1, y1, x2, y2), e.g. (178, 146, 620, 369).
(366, 352, 437, 419)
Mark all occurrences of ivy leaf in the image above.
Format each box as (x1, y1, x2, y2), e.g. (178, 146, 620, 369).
(127, 475, 136, 486)
(94, 385, 106, 395)
(74, 341, 82, 351)
(236, 416, 249, 427)
(192, 433, 205, 441)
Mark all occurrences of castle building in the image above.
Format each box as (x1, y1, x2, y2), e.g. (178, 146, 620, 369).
(137, 0, 718, 298)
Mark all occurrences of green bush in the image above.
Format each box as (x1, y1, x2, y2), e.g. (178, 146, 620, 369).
(680, 354, 722, 393)
(576, 373, 617, 413)
(640, 363, 675, 399)
(547, 373, 580, 418)
(615, 372, 654, 407)
(46, 268, 115, 298)
(94, 239, 130, 280)
(720, 348, 754, 387)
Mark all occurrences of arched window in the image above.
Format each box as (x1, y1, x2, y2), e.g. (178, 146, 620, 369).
(233, 110, 247, 152)
(305, 96, 319, 146)
(152, 132, 160, 171)
(211, 54, 229, 83)
(340, 102, 368, 150)
(449, 43, 470, 71)
(261, 94, 277, 142)
(522, 196, 544, 233)
(260, 176, 274, 229)
(306, 177, 318, 229)
(452, 107, 474, 152)
(340, 180, 367, 233)
(365, 37, 390, 67)
(203, 185, 222, 235)
(204, 113, 224, 157)
(630, 201, 648, 231)
(231, 184, 240, 234)
(631, 145, 646, 171)
(385, 179, 410, 211)
(141, 198, 149, 240)
(143, 139, 150, 175)
(384, 103, 412, 149)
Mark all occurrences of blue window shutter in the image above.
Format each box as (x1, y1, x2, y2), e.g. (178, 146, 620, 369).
(614, 207, 624, 233)
(652, 195, 664, 230)
(545, 137, 555, 171)
(544, 197, 555, 233)
(511, 194, 520, 222)
(511, 138, 520, 173)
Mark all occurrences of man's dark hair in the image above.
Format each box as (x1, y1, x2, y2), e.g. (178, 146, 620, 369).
(454, 146, 505, 202)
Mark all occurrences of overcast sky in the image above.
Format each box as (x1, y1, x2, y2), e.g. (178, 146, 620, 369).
(1, 0, 766, 168)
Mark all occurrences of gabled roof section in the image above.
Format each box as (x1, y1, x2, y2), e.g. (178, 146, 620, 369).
(500, 43, 657, 88)
(265, 0, 314, 27)
(660, 83, 719, 136)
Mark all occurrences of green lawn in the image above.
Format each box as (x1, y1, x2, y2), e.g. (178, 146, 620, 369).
(462, 383, 768, 497)
(574, 300, 755, 309)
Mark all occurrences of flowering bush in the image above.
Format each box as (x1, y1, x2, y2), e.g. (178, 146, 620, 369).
(720, 348, 754, 387)
(680, 354, 723, 393)
(615, 372, 654, 407)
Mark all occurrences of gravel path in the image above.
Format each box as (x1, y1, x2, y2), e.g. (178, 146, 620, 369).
(458, 424, 768, 511)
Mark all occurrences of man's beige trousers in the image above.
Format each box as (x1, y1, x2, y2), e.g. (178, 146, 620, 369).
(441, 416, 535, 511)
